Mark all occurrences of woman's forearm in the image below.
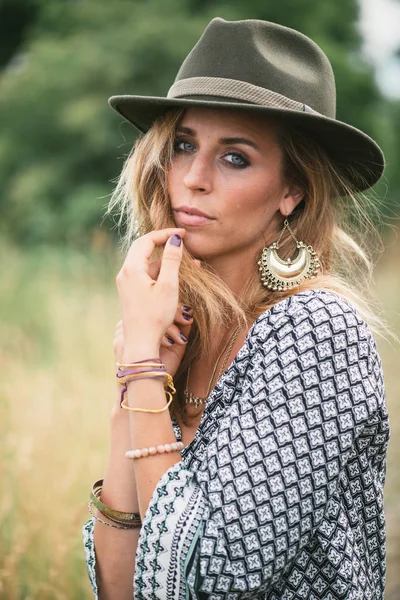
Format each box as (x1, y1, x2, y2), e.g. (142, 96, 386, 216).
(125, 384, 182, 518)
(93, 397, 140, 600)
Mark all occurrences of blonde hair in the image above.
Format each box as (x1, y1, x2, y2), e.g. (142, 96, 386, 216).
(106, 108, 386, 422)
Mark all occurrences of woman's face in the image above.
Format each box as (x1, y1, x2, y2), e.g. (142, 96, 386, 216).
(167, 107, 302, 264)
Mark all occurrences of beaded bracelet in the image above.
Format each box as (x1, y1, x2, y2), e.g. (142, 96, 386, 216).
(125, 441, 184, 460)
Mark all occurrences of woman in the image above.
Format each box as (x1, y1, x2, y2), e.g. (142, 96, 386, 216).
(83, 18, 389, 600)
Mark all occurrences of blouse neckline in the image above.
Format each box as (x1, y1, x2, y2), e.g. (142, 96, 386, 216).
(174, 291, 308, 455)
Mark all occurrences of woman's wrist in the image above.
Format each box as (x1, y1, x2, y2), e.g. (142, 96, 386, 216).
(122, 342, 161, 364)
(110, 402, 128, 422)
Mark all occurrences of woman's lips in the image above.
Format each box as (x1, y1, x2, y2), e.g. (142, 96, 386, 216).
(173, 210, 215, 227)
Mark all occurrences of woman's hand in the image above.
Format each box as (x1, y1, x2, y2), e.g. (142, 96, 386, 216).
(158, 303, 194, 376)
(114, 304, 193, 377)
(115, 228, 187, 363)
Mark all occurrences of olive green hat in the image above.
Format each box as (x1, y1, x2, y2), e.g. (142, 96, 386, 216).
(109, 17, 384, 191)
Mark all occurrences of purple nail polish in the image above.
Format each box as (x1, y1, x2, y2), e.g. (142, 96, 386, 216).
(182, 305, 192, 312)
(165, 334, 175, 344)
(169, 234, 181, 247)
(182, 312, 192, 321)
(180, 333, 188, 342)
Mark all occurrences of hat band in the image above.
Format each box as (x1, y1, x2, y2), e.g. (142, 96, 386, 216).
(168, 77, 318, 114)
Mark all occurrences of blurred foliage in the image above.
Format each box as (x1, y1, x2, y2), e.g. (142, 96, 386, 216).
(0, 0, 399, 247)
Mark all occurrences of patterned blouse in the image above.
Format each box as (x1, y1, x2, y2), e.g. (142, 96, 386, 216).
(83, 289, 389, 599)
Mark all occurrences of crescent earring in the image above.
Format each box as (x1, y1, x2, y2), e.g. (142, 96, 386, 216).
(258, 218, 320, 291)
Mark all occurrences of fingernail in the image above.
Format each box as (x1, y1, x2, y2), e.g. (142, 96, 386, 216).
(180, 333, 188, 342)
(169, 234, 181, 247)
(182, 305, 192, 312)
(182, 312, 192, 321)
(165, 334, 175, 344)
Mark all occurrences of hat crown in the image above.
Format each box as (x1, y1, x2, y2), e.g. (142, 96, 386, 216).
(175, 18, 336, 119)
(108, 17, 384, 191)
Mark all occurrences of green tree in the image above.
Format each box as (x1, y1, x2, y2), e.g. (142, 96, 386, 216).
(0, 0, 398, 247)
(0, 0, 38, 67)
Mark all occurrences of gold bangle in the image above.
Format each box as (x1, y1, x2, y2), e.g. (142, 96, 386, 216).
(121, 390, 174, 413)
(117, 371, 167, 386)
(88, 501, 138, 530)
(118, 372, 175, 391)
(91, 493, 141, 528)
(91, 481, 141, 520)
(90, 480, 141, 527)
(164, 373, 175, 394)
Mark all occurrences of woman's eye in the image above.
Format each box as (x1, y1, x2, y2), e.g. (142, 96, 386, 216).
(223, 153, 249, 168)
(174, 139, 195, 152)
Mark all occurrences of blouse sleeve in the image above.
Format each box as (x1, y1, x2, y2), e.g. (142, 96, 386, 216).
(133, 291, 389, 600)
(82, 517, 99, 599)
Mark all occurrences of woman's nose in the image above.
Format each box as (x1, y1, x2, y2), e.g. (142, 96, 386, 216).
(183, 154, 211, 193)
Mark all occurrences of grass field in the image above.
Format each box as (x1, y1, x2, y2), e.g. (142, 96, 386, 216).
(0, 239, 399, 599)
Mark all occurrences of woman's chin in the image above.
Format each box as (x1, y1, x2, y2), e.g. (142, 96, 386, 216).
(183, 239, 216, 262)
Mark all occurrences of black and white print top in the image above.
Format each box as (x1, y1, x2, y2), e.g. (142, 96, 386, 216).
(83, 289, 389, 599)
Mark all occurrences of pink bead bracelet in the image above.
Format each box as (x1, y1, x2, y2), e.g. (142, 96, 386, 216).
(125, 441, 184, 460)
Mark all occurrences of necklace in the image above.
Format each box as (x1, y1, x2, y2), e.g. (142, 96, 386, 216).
(184, 325, 242, 408)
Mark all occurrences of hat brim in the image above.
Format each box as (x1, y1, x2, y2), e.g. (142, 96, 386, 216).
(109, 95, 384, 192)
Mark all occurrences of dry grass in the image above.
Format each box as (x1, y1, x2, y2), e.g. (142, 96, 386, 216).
(0, 244, 119, 599)
(0, 239, 399, 599)
(374, 233, 400, 600)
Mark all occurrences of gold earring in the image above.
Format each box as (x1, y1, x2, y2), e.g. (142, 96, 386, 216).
(258, 218, 320, 291)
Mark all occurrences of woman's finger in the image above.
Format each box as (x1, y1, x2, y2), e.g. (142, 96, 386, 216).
(161, 323, 190, 346)
(157, 234, 184, 291)
(174, 305, 193, 325)
(158, 304, 193, 347)
(124, 228, 186, 276)
(148, 260, 161, 281)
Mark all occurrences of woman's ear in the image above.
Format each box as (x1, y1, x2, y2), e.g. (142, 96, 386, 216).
(279, 186, 304, 216)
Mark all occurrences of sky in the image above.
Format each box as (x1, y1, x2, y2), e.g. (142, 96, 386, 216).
(359, 0, 400, 98)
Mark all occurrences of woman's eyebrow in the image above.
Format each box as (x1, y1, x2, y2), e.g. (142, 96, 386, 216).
(177, 127, 259, 151)
(176, 126, 195, 136)
(220, 137, 259, 151)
